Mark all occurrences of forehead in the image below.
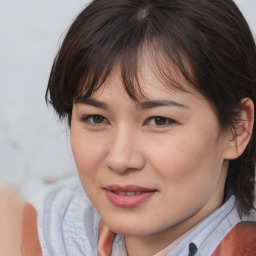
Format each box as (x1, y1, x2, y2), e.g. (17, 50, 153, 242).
(88, 57, 204, 108)
(89, 50, 198, 102)
(75, 40, 196, 101)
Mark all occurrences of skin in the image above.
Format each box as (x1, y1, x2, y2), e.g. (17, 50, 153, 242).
(0, 185, 24, 256)
(70, 56, 253, 256)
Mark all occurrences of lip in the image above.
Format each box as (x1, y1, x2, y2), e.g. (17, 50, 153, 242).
(105, 185, 157, 208)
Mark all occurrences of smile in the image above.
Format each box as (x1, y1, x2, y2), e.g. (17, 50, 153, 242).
(105, 185, 157, 208)
(112, 191, 143, 196)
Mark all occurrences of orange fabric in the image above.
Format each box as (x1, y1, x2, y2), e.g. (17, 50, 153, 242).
(97, 220, 256, 256)
(212, 221, 256, 256)
(22, 202, 42, 256)
(97, 219, 115, 256)
(21, 204, 256, 256)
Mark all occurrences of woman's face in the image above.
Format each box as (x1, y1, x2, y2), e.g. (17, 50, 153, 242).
(70, 59, 232, 245)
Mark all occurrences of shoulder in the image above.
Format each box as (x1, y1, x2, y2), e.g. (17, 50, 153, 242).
(37, 176, 90, 215)
(38, 176, 100, 255)
(0, 185, 25, 256)
(212, 221, 256, 255)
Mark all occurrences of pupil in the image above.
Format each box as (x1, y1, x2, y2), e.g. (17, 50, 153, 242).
(155, 117, 166, 125)
(93, 115, 103, 123)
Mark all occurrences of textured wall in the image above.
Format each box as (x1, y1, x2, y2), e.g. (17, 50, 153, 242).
(0, 0, 89, 200)
(0, 1, 256, 202)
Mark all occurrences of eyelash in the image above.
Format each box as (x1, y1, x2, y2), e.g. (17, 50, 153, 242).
(80, 115, 176, 127)
(80, 115, 109, 126)
(145, 116, 176, 126)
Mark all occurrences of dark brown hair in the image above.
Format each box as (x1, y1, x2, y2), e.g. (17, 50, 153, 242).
(46, 0, 256, 216)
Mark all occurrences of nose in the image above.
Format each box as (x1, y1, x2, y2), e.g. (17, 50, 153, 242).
(105, 129, 145, 174)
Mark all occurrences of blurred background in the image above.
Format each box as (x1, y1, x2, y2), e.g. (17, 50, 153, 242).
(0, 0, 256, 204)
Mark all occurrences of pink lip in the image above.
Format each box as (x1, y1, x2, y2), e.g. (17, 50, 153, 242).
(105, 185, 157, 208)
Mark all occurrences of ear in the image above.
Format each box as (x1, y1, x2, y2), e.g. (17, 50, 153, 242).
(224, 98, 254, 160)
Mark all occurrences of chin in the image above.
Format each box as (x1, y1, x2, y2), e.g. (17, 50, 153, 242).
(104, 218, 149, 236)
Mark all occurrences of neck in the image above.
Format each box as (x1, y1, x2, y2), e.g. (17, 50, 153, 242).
(125, 195, 225, 256)
(124, 216, 198, 256)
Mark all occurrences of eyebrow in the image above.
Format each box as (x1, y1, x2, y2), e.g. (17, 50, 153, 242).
(75, 97, 188, 110)
(75, 97, 109, 109)
(137, 100, 188, 110)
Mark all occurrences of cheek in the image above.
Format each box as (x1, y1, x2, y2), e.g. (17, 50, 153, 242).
(70, 130, 106, 181)
(146, 134, 225, 217)
(71, 133, 107, 202)
(147, 129, 223, 185)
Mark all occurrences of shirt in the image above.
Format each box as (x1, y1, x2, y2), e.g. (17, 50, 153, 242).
(37, 177, 242, 256)
(111, 195, 240, 256)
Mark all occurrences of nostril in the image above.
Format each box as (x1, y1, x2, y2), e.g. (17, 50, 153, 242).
(105, 150, 145, 174)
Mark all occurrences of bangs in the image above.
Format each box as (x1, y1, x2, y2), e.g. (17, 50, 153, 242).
(75, 37, 193, 103)
(46, 0, 201, 121)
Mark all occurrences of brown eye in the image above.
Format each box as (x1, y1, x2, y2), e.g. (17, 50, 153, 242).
(92, 115, 104, 123)
(145, 116, 175, 127)
(154, 117, 167, 125)
(80, 114, 108, 125)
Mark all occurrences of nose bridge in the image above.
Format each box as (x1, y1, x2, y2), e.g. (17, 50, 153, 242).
(105, 125, 145, 173)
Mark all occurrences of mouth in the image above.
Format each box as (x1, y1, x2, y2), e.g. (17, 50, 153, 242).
(112, 191, 144, 196)
(104, 185, 157, 208)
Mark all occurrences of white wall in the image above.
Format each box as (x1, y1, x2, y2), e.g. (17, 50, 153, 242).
(0, 0, 90, 196)
(0, 1, 256, 199)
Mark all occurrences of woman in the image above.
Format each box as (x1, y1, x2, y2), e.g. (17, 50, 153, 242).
(2, 0, 256, 255)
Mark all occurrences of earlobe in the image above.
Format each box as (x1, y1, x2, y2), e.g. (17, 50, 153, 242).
(224, 98, 254, 160)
